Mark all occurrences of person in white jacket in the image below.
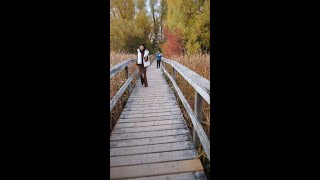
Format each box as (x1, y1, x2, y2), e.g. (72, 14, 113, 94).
(136, 44, 149, 87)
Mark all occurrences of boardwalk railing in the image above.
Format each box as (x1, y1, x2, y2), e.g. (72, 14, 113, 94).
(110, 56, 154, 112)
(110, 59, 138, 112)
(161, 57, 211, 161)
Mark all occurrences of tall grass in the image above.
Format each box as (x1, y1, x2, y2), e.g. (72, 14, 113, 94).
(162, 53, 210, 178)
(110, 52, 137, 133)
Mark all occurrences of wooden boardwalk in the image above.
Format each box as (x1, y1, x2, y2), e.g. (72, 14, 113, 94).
(110, 62, 206, 180)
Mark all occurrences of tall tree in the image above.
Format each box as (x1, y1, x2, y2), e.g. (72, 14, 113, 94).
(149, 0, 159, 48)
(158, 0, 168, 43)
(110, 0, 152, 53)
(163, 0, 210, 54)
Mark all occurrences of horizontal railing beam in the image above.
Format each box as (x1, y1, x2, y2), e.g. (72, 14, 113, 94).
(162, 58, 210, 104)
(110, 69, 138, 112)
(110, 59, 136, 79)
(161, 64, 210, 161)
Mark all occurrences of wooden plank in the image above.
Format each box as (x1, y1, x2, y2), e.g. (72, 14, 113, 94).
(121, 108, 181, 115)
(110, 149, 197, 167)
(127, 97, 174, 100)
(110, 159, 204, 179)
(126, 100, 175, 104)
(162, 64, 210, 161)
(129, 93, 173, 96)
(122, 106, 180, 112)
(115, 120, 184, 128)
(131, 87, 172, 90)
(128, 95, 175, 98)
(117, 114, 185, 123)
(125, 102, 179, 108)
(127, 97, 175, 100)
(131, 88, 172, 90)
(120, 111, 181, 119)
(110, 59, 136, 79)
(110, 134, 191, 148)
(110, 141, 195, 156)
(112, 123, 188, 134)
(110, 129, 190, 140)
(125, 101, 177, 106)
(130, 93, 173, 96)
(124, 172, 207, 180)
(128, 95, 174, 98)
(110, 69, 138, 112)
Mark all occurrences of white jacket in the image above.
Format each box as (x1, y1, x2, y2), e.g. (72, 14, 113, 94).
(137, 49, 149, 64)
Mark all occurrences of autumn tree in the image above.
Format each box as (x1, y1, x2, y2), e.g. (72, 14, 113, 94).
(110, 0, 210, 55)
(163, 0, 210, 54)
(110, 0, 152, 53)
(161, 26, 184, 57)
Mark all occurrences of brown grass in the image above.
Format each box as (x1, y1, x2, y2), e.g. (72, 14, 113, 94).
(162, 53, 210, 177)
(110, 52, 137, 133)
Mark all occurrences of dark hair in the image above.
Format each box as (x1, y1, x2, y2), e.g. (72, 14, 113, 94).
(139, 44, 146, 50)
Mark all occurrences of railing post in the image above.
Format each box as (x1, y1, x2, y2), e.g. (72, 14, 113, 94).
(173, 67, 176, 82)
(125, 66, 132, 92)
(193, 92, 203, 149)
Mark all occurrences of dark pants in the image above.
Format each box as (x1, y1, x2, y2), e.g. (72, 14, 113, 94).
(138, 64, 147, 87)
(157, 60, 161, 69)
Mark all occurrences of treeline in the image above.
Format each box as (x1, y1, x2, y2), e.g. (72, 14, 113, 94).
(110, 0, 210, 56)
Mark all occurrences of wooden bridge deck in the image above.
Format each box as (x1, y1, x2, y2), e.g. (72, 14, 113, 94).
(110, 62, 206, 180)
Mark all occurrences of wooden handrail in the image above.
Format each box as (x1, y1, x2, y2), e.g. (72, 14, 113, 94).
(161, 58, 210, 161)
(110, 56, 155, 112)
(161, 58, 210, 104)
(110, 59, 136, 79)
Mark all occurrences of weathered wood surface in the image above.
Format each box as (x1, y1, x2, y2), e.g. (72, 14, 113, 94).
(162, 64, 211, 161)
(110, 159, 204, 180)
(110, 141, 195, 156)
(110, 134, 191, 148)
(125, 171, 207, 180)
(110, 62, 206, 179)
(110, 59, 136, 79)
(162, 58, 210, 104)
(110, 69, 138, 112)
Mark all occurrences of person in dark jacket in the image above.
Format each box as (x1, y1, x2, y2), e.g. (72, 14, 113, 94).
(136, 44, 149, 87)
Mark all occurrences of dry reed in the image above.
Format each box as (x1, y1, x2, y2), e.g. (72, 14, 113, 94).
(162, 53, 210, 178)
(110, 52, 137, 133)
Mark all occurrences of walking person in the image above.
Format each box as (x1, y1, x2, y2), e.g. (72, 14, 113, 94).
(156, 50, 162, 70)
(136, 44, 149, 87)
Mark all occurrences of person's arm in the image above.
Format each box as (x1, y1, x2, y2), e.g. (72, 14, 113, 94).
(143, 49, 149, 61)
(144, 49, 149, 57)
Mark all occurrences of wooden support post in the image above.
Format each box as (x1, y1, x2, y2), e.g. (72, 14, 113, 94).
(125, 66, 132, 92)
(173, 67, 176, 82)
(193, 92, 203, 149)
